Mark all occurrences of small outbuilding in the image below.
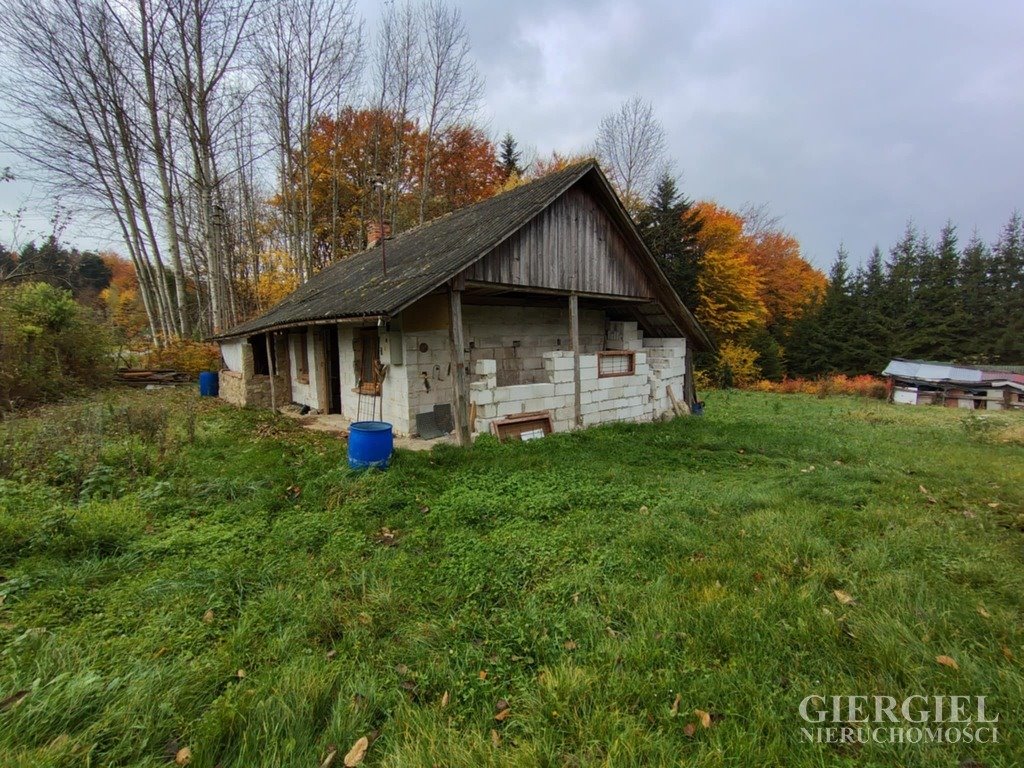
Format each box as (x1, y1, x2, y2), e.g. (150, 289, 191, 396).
(883, 359, 1024, 410)
(211, 161, 712, 443)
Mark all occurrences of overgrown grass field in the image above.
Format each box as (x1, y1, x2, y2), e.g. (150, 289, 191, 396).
(1, 389, 1023, 766)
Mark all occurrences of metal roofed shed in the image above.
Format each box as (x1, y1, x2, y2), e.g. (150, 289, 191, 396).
(883, 358, 1024, 410)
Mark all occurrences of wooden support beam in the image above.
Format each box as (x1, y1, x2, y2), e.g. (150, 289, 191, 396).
(265, 332, 277, 413)
(448, 285, 471, 446)
(569, 293, 582, 429)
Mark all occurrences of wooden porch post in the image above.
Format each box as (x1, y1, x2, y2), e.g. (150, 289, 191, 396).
(569, 293, 582, 428)
(448, 284, 471, 446)
(265, 332, 277, 413)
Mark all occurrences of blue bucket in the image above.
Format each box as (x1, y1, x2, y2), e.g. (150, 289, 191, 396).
(691, 401, 705, 416)
(348, 421, 394, 470)
(198, 371, 219, 397)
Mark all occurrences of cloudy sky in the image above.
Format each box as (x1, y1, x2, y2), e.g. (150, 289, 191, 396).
(2, 0, 1022, 268)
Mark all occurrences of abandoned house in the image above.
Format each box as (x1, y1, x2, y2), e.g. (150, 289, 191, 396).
(212, 161, 712, 444)
(883, 359, 1024, 410)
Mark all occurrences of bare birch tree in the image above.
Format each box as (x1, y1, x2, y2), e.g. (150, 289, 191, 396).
(594, 95, 668, 214)
(416, 0, 481, 224)
(371, 0, 420, 231)
(0, 0, 176, 339)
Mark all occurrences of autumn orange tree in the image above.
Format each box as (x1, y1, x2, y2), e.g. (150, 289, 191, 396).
(693, 202, 765, 339)
(686, 201, 824, 383)
(288, 108, 501, 269)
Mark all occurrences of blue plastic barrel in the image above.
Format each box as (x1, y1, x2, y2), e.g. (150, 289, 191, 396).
(348, 421, 394, 470)
(198, 371, 219, 397)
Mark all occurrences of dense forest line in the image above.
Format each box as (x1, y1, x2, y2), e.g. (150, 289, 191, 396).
(785, 215, 1024, 377)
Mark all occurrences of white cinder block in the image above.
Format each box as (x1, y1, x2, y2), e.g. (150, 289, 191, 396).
(475, 359, 497, 375)
(554, 382, 575, 396)
(496, 400, 524, 417)
(471, 389, 494, 405)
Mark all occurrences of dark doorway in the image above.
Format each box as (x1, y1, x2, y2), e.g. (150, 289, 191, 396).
(322, 327, 342, 414)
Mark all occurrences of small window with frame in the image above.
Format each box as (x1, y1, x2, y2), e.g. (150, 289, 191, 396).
(597, 350, 635, 378)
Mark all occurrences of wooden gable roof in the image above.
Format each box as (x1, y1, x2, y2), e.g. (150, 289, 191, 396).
(213, 161, 711, 349)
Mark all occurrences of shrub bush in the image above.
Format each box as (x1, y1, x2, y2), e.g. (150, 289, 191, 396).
(144, 339, 221, 377)
(749, 374, 888, 399)
(0, 282, 112, 408)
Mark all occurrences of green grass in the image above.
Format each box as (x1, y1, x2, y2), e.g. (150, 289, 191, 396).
(1, 388, 1023, 767)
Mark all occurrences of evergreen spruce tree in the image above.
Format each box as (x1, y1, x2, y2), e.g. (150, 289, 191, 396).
(958, 233, 997, 362)
(498, 133, 524, 181)
(907, 223, 964, 360)
(883, 225, 920, 358)
(859, 246, 893, 371)
(816, 246, 858, 373)
(636, 172, 703, 311)
(783, 295, 826, 376)
(748, 327, 784, 381)
(990, 212, 1024, 362)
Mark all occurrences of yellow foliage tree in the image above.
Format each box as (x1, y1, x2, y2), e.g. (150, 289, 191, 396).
(716, 340, 761, 387)
(253, 250, 299, 310)
(693, 202, 765, 339)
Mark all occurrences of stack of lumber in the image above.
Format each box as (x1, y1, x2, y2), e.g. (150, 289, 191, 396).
(115, 368, 190, 387)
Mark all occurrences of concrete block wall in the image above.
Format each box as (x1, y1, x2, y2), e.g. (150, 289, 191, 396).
(334, 326, 415, 435)
(471, 330, 687, 435)
(464, 305, 604, 386)
(643, 336, 687, 417)
(578, 351, 653, 428)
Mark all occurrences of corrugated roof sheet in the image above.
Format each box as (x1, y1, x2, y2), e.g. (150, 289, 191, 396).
(883, 360, 983, 382)
(212, 161, 710, 349)
(883, 358, 1024, 384)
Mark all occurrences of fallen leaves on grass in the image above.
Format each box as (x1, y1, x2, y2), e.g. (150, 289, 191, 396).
(563, 640, 577, 651)
(494, 701, 511, 722)
(490, 729, 501, 748)
(439, 690, 449, 708)
(174, 746, 192, 765)
(833, 589, 856, 606)
(202, 609, 214, 624)
(936, 655, 959, 670)
(1002, 646, 1013, 661)
(343, 736, 368, 766)
(919, 485, 938, 504)
(478, 670, 488, 680)
(977, 606, 991, 619)
(695, 709, 712, 729)
(683, 722, 697, 737)
(319, 745, 338, 768)
(670, 693, 681, 717)
(373, 527, 399, 547)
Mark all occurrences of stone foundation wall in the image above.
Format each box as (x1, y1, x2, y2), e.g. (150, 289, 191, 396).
(217, 337, 291, 409)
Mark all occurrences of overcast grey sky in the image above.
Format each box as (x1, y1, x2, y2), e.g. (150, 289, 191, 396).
(2, 0, 1022, 268)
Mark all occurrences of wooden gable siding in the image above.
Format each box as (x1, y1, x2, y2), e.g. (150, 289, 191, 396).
(459, 186, 657, 299)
